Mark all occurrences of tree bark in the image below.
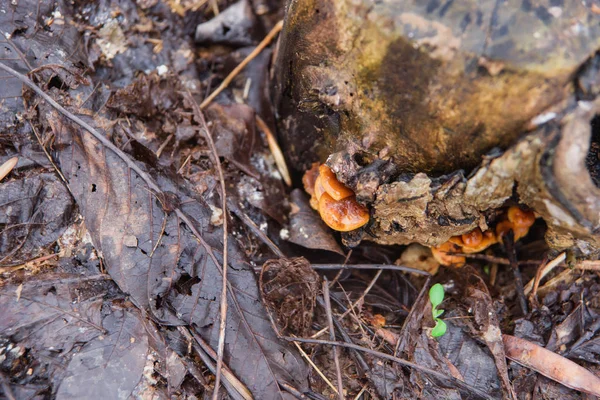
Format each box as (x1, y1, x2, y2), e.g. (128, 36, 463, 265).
(273, 1, 600, 255)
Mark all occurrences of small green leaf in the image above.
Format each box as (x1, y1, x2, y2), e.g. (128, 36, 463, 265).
(429, 283, 445, 308)
(431, 319, 447, 337)
(433, 308, 444, 318)
(483, 265, 490, 275)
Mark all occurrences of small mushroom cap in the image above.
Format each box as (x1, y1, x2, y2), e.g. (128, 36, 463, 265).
(302, 162, 320, 197)
(507, 206, 536, 229)
(431, 241, 466, 267)
(462, 233, 497, 253)
(461, 228, 483, 248)
(496, 220, 530, 241)
(318, 192, 369, 231)
(318, 165, 354, 201)
(314, 175, 326, 201)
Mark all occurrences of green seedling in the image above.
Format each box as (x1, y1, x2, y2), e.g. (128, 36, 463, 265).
(429, 283, 447, 338)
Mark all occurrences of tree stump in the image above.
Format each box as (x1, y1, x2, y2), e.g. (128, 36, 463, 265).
(273, 1, 600, 255)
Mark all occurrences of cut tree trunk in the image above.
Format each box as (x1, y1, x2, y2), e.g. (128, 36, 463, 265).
(273, 1, 600, 255)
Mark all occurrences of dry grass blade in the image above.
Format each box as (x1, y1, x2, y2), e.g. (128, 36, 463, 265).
(199, 20, 284, 109)
(524, 252, 566, 296)
(0, 157, 18, 182)
(503, 334, 600, 396)
(255, 115, 291, 186)
(291, 340, 339, 395)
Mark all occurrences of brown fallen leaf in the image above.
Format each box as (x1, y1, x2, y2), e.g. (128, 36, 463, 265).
(503, 334, 600, 396)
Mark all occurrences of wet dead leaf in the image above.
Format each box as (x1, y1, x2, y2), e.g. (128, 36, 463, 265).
(0, 173, 74, 265)
(288, 189, 343, 255)
(503, 334, 600, 396)
(0, 274, 163, 398)
(33, 88, 308, 398)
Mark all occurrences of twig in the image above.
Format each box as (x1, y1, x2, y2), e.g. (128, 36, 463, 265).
(29, 121, 70, 186)
(310, 263, 430, 276)
(255, 115, 291, 186)
(503, 232, 528, 315)
(311, 269, 383, 339)
(177, 153, 192, 174)
(339, 269, 382, 320)
(353, 384, 368, 400)
(329, 250, 353, 289)
(455, 253, 544, 266)
(291, 340, 339, 395)
(279, 382, 309, 399)
(0, 62, 164, 196)
(524, 252, 565, 296)
(155, 133, 173, 158)
(182, 91, 229, 400)
(229, 200, 285, 257)
(283, 337, 493, 400)
(177, 327, 251, 400)
(322, 278, 344, 399)
(575, 260, 600, 271)
(317, 296, 370, 374)
(395, 276, 432, 357)
(0, 252, 60, 273)
(199, 20, 283, 109)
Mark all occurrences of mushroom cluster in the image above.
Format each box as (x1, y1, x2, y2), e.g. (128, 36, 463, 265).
(303, 163, 370, 231)
(431, 206, 536, 267)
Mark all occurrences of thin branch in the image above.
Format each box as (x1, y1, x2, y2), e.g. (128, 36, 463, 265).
(310, 263, 430, 276)
(199, 20, 283, 109)
(279, 382, 309, 399)
(395, 276, 432, 357)
(283, 337, 493, 400)
(229, 200, 285, 257)
(503, 232, 528, 315)
(576, 260, 600, 271)
(322, 278, 344, 399)
(177, 327, 251, 400)
(182, 91, 229, 400)
(524, 252, 565, 296)
(311, 269, 383, 340)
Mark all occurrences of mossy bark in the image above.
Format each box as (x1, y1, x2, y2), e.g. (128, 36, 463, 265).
(274, 0, 600, 173)
(274, 0, 600, 254)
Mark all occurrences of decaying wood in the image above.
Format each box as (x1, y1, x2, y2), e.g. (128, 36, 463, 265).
(273, 1, 600, 254)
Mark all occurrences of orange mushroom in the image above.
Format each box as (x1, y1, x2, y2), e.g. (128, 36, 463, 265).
(507, 206, 536, 230)
(303, 163, 370, 231)
(496, 206, 536, 241)
(431, 241, 466, 267)
(318, 165, 354, 201)
(461, 228, 483, 248)
(318, 192, 370, 231)
(461, 229, 498, 253)
(302, 162, 320, 198)
(432, 206, 536, 268)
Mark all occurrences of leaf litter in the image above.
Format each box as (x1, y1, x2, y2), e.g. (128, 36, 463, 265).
(2, 0, 600, 399)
